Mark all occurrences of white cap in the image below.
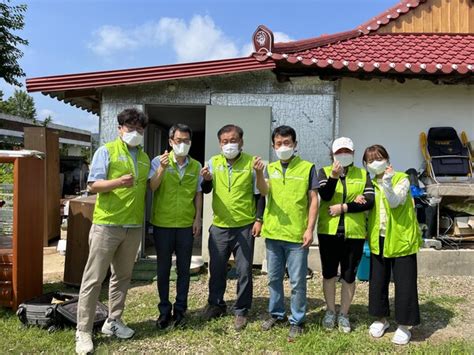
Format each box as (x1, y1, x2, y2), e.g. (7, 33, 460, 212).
(332, 137, 354, 153)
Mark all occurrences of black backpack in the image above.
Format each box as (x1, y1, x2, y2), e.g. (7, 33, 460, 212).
(427, 127, 470, 176)
(16, 292, 108, 332)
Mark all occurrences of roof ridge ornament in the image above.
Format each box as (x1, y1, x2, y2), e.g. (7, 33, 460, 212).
(253, 25, 274, 54)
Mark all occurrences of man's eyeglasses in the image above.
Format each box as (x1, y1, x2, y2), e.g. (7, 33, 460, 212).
(172, 138, 191, 145)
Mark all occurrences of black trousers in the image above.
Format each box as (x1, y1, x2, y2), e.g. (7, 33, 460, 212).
(153, 226, 194, 316)
(318, 233, 365, 283)
(208, 223, 254, 316)
(369, 237, 420, 326)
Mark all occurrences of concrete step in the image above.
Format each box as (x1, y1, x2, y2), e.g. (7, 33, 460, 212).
(306, 246, 474, 277)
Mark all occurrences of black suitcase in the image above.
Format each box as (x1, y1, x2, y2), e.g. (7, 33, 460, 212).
(17, 292, 108, 332)
(57, 295, 108, 330)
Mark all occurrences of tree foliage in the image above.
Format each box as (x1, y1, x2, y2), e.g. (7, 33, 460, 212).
(0, 89, 36, 119)
(0, 1, 28, 86)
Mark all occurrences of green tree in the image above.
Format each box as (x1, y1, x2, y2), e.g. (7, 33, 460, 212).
(42, 114, 52, 126)
(0, 1, 28, 87)
(1, 89, 36, 119)
(0, 90, 9, 113)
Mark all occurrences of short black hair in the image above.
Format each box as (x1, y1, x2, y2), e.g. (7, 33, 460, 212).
(272, 125, 296, 144)
(169, 123, 193, 139)
(117, 108, 148, 128)
(217, 124, 244, 140)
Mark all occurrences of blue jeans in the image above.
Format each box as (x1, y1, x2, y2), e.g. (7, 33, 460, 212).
(265, 238, 308, 325)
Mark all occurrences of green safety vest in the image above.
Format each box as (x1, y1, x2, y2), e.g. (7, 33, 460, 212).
(93, 138, 150, 225)
(262, 156, 314, 243)
(151, 151, 200, 228)
(317, 165, 368, 239)
(211, 152, 256, 228)
(368, 171, 422, 258)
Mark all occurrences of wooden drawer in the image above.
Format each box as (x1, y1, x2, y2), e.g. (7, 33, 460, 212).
(0, 251, 13, 264)
(0, 281, 12, 307)
(0, 263, 12, 282)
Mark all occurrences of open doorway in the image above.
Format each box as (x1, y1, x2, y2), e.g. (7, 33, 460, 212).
(142, 104, 206, 259)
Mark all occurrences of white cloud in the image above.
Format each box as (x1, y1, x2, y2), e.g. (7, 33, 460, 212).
(155, 15, 239, 62)
(38, 108, 55, 120)
(88, 15, 293, 63)
(36, 106, 99, 133)
(274, 32, 294, 43)
(76, 113, 99, 133)
(88, 25, 140, 56)
(240, 42, 255, 57)
(240, 32, 294, 56)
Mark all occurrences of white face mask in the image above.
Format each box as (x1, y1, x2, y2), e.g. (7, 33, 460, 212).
(275, 146, 294, 161)
(222, 143, 240, 159)
(367, 159, 388, 175)
(122, 130, 143, 147)
(334, 153, 354, 167)
(173, 143, 191, 157)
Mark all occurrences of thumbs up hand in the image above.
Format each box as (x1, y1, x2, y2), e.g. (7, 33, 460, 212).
(253, 156, 265, 172)
(160, 150, 170, 168)
(200, 166, 212, 181)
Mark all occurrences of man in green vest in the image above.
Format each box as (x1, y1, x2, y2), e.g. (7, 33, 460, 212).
(256, 125, 319, 341)
(200, 124, 265, 331)
(76, 108, 151, 354)
(149, 123, 203, 330)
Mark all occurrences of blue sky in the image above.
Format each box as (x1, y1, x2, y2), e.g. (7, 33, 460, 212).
(1, 0, 398, 132)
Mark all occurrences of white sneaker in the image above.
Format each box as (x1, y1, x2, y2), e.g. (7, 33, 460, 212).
(369, 320, 390, 338)
(392, 326, 411, 345)
(337, 313, 351, 333)
(101, 318, 135, 339)
(322, 310, 336, 330)
(75, 330, 93, 354)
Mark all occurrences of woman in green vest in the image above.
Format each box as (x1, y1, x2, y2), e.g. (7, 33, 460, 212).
(317, 137, 374, 333)
(363, 144, 422, 345)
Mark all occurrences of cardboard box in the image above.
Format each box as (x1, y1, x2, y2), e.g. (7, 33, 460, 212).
(453, 216, 474, 236)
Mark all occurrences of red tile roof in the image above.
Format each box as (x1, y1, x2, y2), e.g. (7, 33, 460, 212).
(26, 57, 276, 93)
(357, 0, 427, 34)
(256, 33, 474, 75)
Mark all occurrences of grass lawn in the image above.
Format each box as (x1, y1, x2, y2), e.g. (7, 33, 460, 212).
(1, 272, 473, 353)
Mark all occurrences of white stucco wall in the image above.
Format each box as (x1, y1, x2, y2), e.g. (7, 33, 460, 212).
(339, 78, 474, 172)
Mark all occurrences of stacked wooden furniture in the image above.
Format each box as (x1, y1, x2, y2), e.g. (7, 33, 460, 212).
(0, 152, 45, 309)
(24, 127, 61, 246)
(64, 195, 96, 286)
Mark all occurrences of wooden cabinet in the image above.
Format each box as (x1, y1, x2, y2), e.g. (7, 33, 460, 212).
(24, 127, 61, 246)
(0, 152, 44, 309)
(64, 195, 96, 286)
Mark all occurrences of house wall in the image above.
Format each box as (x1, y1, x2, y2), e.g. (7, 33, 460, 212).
(100, 71, 338, 170)
(339, 78, 474, 172)
(377, 0, 474, 34)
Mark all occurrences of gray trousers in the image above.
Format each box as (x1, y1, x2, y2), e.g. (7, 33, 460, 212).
(208, 223, 254, 316)
(77, 224, 141, 332)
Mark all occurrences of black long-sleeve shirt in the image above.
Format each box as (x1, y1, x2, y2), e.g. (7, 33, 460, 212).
(318, 166, 374, 233)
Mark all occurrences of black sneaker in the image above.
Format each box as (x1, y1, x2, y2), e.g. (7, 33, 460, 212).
(156, 313, 172, 329)
(202, 304, 226, 321)
(261, 316, 285, 331)
(172, 312, 186, 328)
(288, 324, 304, 342)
